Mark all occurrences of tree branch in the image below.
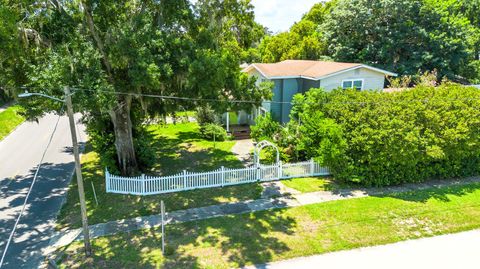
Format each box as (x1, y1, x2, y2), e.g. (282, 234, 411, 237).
(80, 1, 115, 84)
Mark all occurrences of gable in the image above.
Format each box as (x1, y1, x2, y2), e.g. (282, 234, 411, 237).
(320, 67, 387, 91)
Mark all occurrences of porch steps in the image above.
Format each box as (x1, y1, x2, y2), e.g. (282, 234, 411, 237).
(229, 126, 251, 140)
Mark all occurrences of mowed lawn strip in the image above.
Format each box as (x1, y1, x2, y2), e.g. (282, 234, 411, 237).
(0, 105, 25, 141)
(57, 182, 480, 268)
(282, 177, 341, 193)
(57, 122, 261, 229)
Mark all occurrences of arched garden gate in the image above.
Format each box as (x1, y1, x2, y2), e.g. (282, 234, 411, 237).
(253, 140, 279, 166)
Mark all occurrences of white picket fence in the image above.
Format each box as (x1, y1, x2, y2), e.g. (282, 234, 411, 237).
(105, 159, 330, 195)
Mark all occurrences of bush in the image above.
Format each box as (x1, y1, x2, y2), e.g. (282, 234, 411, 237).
(250, 113, 281, 142)
(133, 128, 156, 171)
(303, 85, 480, 186)
(255, 84, 480, 186)
(196, 105, 217, 126)
(200, 123, 228, 141)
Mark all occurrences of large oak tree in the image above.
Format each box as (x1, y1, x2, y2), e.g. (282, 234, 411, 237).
(2, 0, 268, 175)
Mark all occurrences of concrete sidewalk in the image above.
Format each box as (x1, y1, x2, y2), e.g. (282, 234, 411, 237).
(248, 229, 480, 269)
(47, 176, 480, 255)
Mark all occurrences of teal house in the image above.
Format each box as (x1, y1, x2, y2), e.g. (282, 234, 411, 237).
(242, 60, 397, 123)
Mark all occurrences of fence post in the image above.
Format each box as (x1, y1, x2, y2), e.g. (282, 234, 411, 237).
(256, 164, 260, 181)
(141, 174, 145, 194)
(310, 158, 314, 175)
(105, 168, 109, 192)
(183, 170, 187, 189)
(221, 166, 225, 187)
(278, 161, 283, 179)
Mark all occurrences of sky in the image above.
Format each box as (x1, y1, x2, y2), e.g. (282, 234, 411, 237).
(251, 0, 322, 33)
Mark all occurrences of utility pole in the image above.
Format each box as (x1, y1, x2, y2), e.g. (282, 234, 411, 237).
(64, 86, 92, 256)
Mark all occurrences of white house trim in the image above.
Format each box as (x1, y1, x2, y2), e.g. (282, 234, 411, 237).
(243, 64, 269, 79)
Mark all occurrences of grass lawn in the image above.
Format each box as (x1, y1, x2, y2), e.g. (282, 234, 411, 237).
(147, 122, 243, 174)
(56, 182, 480, 268)
(282, 177, 355, 193)
(57, 122, 261, 229)
(0, 105, 25, 141)
(282, 177, 335, 192)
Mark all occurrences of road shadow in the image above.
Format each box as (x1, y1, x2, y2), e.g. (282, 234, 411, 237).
(60, 142, 87, 154)
(0, 161, 76, 268)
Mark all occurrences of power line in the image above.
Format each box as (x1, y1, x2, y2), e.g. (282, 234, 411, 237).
(73, 87, 480, 105)
(6, 85, 480, 106)
(0, 107, 64, 268)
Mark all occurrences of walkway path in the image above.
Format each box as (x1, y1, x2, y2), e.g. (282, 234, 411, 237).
(46, 176, 480, 256)
(231, 139, 254, 165)
(247, 229, 480, 269)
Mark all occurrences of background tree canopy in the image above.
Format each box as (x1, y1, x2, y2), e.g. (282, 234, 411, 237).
(256, 0, 480, 82)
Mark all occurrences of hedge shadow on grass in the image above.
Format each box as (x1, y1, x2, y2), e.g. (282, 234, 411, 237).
(324, 178, 480, 204)
(374, 182, 480, 203)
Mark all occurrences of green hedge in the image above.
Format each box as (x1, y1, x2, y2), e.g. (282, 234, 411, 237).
(257, 83, 480, 186)
(304, 84, 480, 185)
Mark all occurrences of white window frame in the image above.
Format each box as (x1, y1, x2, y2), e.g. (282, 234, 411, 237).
(342, 79, 364, 90)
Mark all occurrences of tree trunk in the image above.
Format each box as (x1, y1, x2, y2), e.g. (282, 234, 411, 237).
(109, 96, 138, 176)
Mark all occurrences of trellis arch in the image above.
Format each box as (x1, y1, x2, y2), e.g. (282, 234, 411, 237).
(253, 140, 279, 165)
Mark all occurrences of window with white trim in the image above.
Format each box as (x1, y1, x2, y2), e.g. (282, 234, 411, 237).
(342, 79, 363, 90)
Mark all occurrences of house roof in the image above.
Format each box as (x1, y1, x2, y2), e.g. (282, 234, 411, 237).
(243, 60, 397, 80)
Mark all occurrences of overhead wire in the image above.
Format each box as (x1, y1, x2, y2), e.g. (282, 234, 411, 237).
(6, 85, 480, 106)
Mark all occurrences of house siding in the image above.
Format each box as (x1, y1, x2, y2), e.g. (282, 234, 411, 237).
(247, 65, 388, 125)
(319, 67, 385, 91)
(301, 79, 321, 93)
(281, 79, 298, 123)
(270, 79, 283, 122)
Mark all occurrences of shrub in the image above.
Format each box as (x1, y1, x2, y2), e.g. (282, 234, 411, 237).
(292, 85, 480, 186)
(250, 113, 281, 142)
(133, 128, 156, 171)
(87, 117, 156, 174)
(195, 105, 217, 126)
(255, 84, 480, 186)
(200, 123, 228, 141)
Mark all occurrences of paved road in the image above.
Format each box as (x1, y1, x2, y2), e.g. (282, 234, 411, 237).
(0, 113, 86, 268)
(250, 229, 480, 269)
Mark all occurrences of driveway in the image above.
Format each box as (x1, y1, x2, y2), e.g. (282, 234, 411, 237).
(0, 113, 86, 268)
(248, 229, 480, 269)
